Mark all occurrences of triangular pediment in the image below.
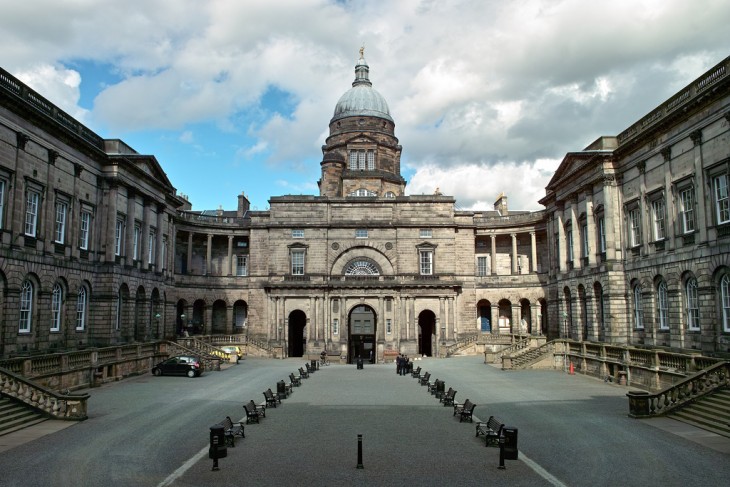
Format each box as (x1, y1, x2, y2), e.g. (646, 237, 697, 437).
(345, 134, 378, 145)
(109, 154, 173, 190)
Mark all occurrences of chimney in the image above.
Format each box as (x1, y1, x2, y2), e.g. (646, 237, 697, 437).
(237, 192, 250, 217)
(494, 193, 508, 216)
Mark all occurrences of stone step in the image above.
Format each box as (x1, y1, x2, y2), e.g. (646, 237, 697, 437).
(0, 396, 48, 437)
(668, 388, 730, 438)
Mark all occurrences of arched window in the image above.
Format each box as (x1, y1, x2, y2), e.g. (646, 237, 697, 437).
(51, 283, 63, 332)
(384, 191, 396, 198)
(721, 274, 730, 332)
(633, 284, 644, 329)
(19, 280, 33, 333)
(344, 260, 380, 275)
(76, 286, 87, 331)
(686, 278, 699, 330)
(657, 280, 669, 330)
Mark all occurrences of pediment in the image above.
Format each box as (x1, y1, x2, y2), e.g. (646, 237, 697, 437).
(345, 134, 378, 146)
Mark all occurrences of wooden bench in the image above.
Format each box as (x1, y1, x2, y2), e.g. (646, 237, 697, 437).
(299, 367, 309, 379)
(305, 362, 315, 375)
(453, 399, 476, 423)
(410, 366, 422, 378)
(428, 378, 443, 395)
(263, 388, 281, 408)
(289, 373, 302, 387)
(243, 400, 266, 423)
(441, 387, 457, 406)
(419, 372, 431, 386)
(475, 415, 504, 447)
(221, 416, 245, 447)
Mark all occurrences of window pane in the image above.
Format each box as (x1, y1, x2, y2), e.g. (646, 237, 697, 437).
(115, 219, 124, 256)
(76, 287, 87, 330)
(0, 179, 6, 230)
(366, 150, 374, 170)
(420, 250, 433, 275)
(51, 284, 62, 331)
(598, 217, 606, 252)
(652, 199, 665, 240)
(79, 211, 90, 249)
(25, 191, 39, 236)
(686, 278, 699, 330)
(55, 202, 67, 243)
(722, 275, 730, 333)
(237, 255, 248, 276)
(477, 256, 488, 276)
(633, 285, 643, 329)
(714, 175, 729, 224)
(658, 281, 669, 330)
(292, 251, 304, 275)
(19, 281, 33, 332)
(680, 188, 695, 233)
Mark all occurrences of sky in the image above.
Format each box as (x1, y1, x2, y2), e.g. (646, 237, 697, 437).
(1, 0, 729, 212)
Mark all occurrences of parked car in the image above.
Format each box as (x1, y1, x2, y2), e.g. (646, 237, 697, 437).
(151, 356, 203, 378)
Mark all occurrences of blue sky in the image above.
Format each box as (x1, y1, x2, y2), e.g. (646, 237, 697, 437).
(2, 0, 729, 212)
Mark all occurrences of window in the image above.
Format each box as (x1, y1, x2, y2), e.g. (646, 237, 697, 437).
(384, 191, 396, 198)
(355, 228, 368, 239)
(651, 198, 665, 241)
(236, 255, 248, 276)
(133, 224, 140, 260)
(679, 187, 695, 234)
(420, 229, 432, 238)
(633, 284, 644, 329)
(566, 228, 574, 263)
(332, 318, 339, 335)
(19, 280, 33, 333)
(657, 281, 669, 330)
(344, 260, 379, 275)
(0, 178, 5, 229)
(350, 188, 376, 197)
(477, 256, 489, 276)
(291, 229, 304, 238)
(629, 208, 641, 247)
(54, 201, 67, 243)
(115, 218, 124, 256)
(686, 278, 700, 330)
(386, 298, 392, 312)
(25, 190, 40, 237)
(386, 318, 392, 334)
(291, 249, 305, 275)
(79, 211, 91, 250)
(597, 216, 606, 253)
(581, 223, 589, 257)
(51, 283, 62, 332)
(721, 274, 730, 333)
(419, 249, 433, 275)
(713, 174, 729, 224)
(348, 149, 374, 170)
(148, 230, 156, 264)
(76, 287, 87, 331)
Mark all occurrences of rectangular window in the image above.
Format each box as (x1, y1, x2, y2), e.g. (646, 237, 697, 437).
(76, 288, 87, 331)
(566, 229, 574, 263)
(477, 256, 489, 276)
(24, 190, 40, 237)
(679, 187, 695, 234)
(51, 285, 62, 332)
(581, 223, 589, 257)
(713, 174, 730, 224)
(629, 208, 641, 247)
(419, 250, 433, 275)
(349, 151, 358, 170)
(386, 318, 392, 334)
(0, 178, 5, 230)
(597, 217, 606, 253)
(291, 250, 305, 275)
(19, 281, 32, 333)
(358, 151, 365, 170)
(115, 218, 124, 256)
(79, 211, 91, 250)
(236, 255, 248, 276)
(355, 228, 368, 239)
(686, 279, 700, 331)
(651, 199, 665, 241)
(133, 224, 140, 260)
(386, 298, 392, 312)
(291, 229, 304, 238)
(54, 201, 67, 244)
(333, 318, 339, 335)
(658, 282, 669, 330)
(419, 228, 432, 238)
(148, 230, 155, 264)
(366, 150, 374, 170)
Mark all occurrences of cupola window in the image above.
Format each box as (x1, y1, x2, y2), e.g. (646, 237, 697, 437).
(349, 149, 375, 170)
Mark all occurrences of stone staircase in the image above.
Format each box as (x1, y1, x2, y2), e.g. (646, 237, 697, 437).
(667, 387, 730, 438)
(0, 394, 48, 436)
(508, 343, 552, 369)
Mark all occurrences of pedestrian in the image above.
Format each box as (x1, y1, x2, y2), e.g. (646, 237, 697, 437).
(396, 353, 402, 375)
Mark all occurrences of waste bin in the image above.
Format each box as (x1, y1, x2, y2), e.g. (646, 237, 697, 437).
(311, 359, 318, 371)
(436, 380, 445, 397)
(500, 427, 518, 460)
(209, 424, 227, 460)
(277, 380, 287, 399)
(356, 357, 364, 369)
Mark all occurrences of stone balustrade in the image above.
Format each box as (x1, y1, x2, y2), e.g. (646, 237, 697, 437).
(0, 367, 89, 420)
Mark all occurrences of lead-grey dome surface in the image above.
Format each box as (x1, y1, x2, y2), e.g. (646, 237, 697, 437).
(331, 55, 393, 123)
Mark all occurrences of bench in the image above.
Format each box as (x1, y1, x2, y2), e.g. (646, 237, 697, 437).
(305, 362, 315, 375)
(263, 388, 281, 408)
(475, 415, 504, 447)
(453, 399, 476, 423)
(428, 378, 443, 395)
(221, 416, 245, 447)
(299, 367, 309, 379)
(441, 387, 457, 406)
(243, 400, 266, 423)
(289, 373, 302, 387)
(410, 366, 422, 378)
(419, 372, 431, 386)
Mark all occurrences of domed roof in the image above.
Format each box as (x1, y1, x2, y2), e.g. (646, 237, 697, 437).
(332, 52, 392, 123)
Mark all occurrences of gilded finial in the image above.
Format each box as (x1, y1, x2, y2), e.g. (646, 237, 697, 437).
(359, 45, 365, 59)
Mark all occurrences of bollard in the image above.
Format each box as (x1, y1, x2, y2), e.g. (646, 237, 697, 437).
(356, 434, 364, 469)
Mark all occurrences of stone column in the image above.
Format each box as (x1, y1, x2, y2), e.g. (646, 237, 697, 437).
(155, 204, 165, 271)
(569, 201, 581, 270)
(585, 191, 596, 267)
(227, 235, 234, 276)
(125, 189, 135, 266)
(206, 234, 213, 275)
(557, 212, 566, 272)
(511, 233, 518, 274)
(530, 231, 537, 273)
(142, 198, 151, 268)
(378, 296, 384, 343)
(490, 235, 497, 275)
(104, 182, 118, 263)
(186, 232, 193, 274)
(690, 131, 708, 243)
(205, 305, 213, 336)
(226, 305, 234, 335)
(410, 298, 416, 341)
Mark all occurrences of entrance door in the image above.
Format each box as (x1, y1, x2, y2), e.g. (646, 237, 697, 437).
(348, 305, 376, 363)
(418, 310, 436, 356)
(288, 310, 307, 357)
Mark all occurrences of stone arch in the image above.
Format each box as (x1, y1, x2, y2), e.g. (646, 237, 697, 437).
(331, 245, 394, 275)
(212, 299, 227, 334)
(519, 298, 532, 335)
(233, 300, 248, 331)
(417, 309, 436, 356)
(134, 285, 146, 341)
(476, 299, 492, 333)
(192, 299, 206, 334)
(498, 299, 512, 333)
(288, 309, 307, 357)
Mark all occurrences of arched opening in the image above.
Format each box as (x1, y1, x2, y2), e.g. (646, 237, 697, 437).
(151, 288, 161, 339)
(233, 300, 248, 333)
(212, 300, 227, 334)
(134, 286, 146, 341)
(563, 287, 573, 338)
(118, 284, 130, 341)
(348, 305, 376, 363)
(418, 309, 436, 356)
(477, 299, 491, 333)
(578, 284, 588, 341)
(176, 299, 188, 336)
(288, 310, 307, 357)
(192, 299, 206, 334)
(593, 282, 605, 341)
(538, 298, 548, 337)
(498, 299, 512, 333)
(519, 299, 532, 334)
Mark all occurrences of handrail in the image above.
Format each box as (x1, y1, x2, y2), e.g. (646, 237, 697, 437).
(0, 366, 89, 420)
(627, 361, 730, 418)
(444, 334, 479, 357)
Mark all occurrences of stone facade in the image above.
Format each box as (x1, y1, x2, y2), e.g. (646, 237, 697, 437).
(1, 54, 729, 361)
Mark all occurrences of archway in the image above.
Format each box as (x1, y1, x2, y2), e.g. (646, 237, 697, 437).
(212, 300, 227, 334)
(134, 286, 146, 341)
(477, 299, 491, 333)
(288, 310, 307, 357)
(498, 299, 512, 333)
(176, 299, 188, 335)
(520, 299, 532, 334)
(151, 288, 161, 339)
(233, 300, 248, 332)
(348, 305, 376, 363)
(192, 299, 206, 334)
(538, 298, 548, 337)
(418, 309, 436, 356)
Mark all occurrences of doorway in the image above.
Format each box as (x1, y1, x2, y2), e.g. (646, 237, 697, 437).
(288, 310, 307, 357)
(418, 310, 436, 356)
(348, 305, 376, 364)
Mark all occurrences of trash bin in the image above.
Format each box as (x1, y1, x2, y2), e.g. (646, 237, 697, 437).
(356, 357, 364, 369)
(500, 427, 518, 460)
(277, 380, 287, 399)
(311, 359, 318, 371)
(436, 380, 445, 397)
(209, 424, 227, 460)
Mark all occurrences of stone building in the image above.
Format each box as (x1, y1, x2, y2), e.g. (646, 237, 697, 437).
(0, 53, 728, 361)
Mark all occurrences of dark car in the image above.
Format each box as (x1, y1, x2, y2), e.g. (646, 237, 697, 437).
(151, 355, 203, 378)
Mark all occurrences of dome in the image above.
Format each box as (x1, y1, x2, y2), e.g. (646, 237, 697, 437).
(331, 53, 392, 123)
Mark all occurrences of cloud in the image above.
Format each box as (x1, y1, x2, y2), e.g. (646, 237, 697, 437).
(12, 64, 90, 123)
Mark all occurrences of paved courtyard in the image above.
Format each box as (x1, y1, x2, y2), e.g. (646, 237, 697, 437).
(1, 356, 729, 486)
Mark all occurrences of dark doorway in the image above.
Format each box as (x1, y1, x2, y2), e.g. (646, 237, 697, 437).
(348, 305, 376, 364)
(288, 310, 307, 357)
(478, 300, 491, 332)
(418, 310, 436, 356)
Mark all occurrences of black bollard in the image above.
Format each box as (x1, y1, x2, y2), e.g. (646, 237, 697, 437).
(356, 434, 364, 469)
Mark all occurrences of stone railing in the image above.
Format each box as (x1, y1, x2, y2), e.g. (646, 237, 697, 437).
(443, 334, 479, 357)
(627, 361, 730, 418)
(0, 366, 89, 420)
